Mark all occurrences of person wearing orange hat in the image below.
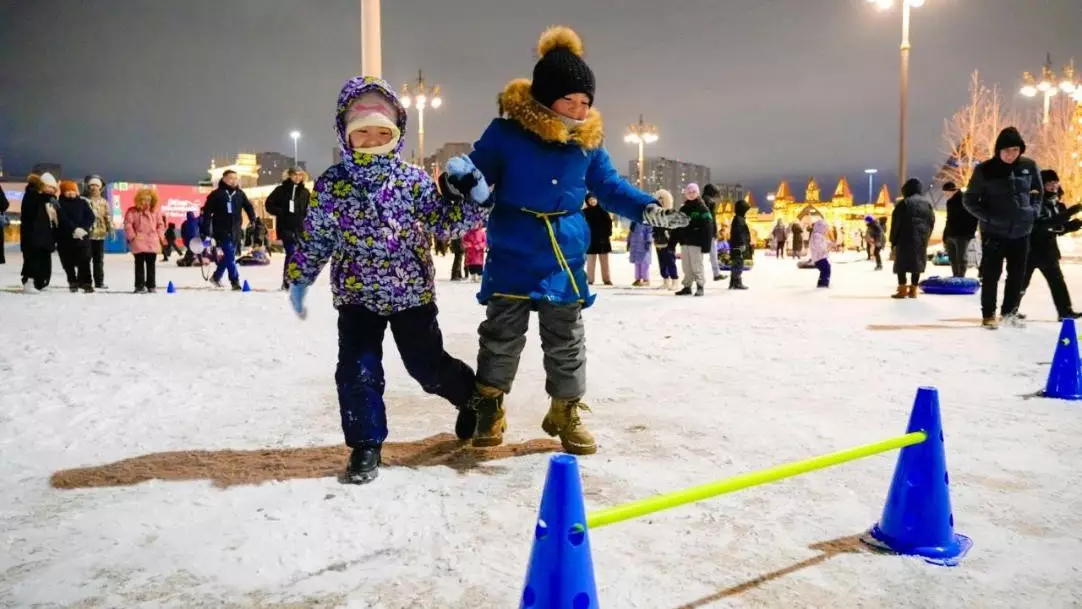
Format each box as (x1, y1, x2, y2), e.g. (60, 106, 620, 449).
(56, 180, 97, 292)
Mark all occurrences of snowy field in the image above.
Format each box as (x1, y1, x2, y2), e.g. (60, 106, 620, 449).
(1, 249, 1081, 609)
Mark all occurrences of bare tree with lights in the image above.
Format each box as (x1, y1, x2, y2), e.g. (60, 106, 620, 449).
(938, 71, 1016, 189)
(1027, 101, 1082, 202)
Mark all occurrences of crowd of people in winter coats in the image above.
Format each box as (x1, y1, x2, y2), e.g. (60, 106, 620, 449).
(17, 174, 114, 293)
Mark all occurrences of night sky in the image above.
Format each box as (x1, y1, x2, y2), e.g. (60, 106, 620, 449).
(1, 0, 1078, 200)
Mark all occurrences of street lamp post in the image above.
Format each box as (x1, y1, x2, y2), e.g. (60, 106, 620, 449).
(864, 168, 878, 204)
(623, 114, 659, 189)
(1021, 54, 1078, 124)
(361, 0, 381, 77)
(400, 70, 442, 169)
(289, 130, 301, 165)
(868, 0, 924, 186)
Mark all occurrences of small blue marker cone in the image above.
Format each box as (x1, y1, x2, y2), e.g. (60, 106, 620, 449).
(166, 281, 176, 294)
(866, 387, 972, 566)
(520, 454, 598, 609)
(1039, 318, 1082, 401)
(241, 280, 251, 293)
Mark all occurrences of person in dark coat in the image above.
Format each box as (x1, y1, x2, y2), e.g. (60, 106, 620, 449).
(790, 221, 805, 257)
(728, 199, 752, 290)
(674, 183, 713, 296)
(55, 180, 97, 292)
(651, 188, 679, 290)
(200, 170, 256, 290)
(449, 237, 465, 281)
(161, 222, 183, 261)
(20, 174, 61, 292)
(963, 126, 1043, 328)
(941, 181, 977, 278)
(0, 184, 9, 264)
(265, 167, 311, 289)
(864, 215, 885, 270)
(889, 178, 936, 298)
(1018, 169, 1082, 320)
(583, 192, 613, 285)
(701, 183, 724, 280)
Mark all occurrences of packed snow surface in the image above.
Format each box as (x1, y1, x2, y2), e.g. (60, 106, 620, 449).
(2, 251, 1081, 608)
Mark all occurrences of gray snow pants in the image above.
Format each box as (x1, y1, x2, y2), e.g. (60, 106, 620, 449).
(476, 298, 586, 400)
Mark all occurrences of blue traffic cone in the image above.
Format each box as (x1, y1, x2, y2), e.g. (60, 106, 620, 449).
(520, 454, 598, 609)
(1039, 318, 1082, 400)
(866, 387, 972, 566)
(166, 281, 176, 294)
(241, 280, 251, 293)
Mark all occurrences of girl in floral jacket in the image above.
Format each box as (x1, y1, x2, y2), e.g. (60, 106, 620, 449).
(286, 76, 490, 484)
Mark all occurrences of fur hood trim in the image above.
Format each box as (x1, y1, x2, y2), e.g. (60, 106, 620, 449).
(132, 187, 159, 211)
(499, 78, 604, 150)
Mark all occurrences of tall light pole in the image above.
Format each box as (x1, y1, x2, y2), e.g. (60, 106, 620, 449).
(1021, 54, 1078, 125)
(623, 114, 659, 189)
(864, 168, 878, 204)
(868, 0, 924, 187)
(400, 70, 442, 169)
(361, 0, 381, 77)
(289, 130, 301, 165)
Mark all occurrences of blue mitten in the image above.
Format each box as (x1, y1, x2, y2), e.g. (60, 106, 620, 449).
(445, 155, 490, 204)
(289, 283, 309, 320)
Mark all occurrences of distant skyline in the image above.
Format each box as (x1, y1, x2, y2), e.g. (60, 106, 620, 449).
(1, 0, 1079, 202)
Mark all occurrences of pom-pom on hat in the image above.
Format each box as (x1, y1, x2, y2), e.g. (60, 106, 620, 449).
(530, 26, 596, 109)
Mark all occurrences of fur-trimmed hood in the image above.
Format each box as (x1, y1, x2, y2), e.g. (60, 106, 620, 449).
(132, 187, 159, 211)
(498, 78, 604, 150)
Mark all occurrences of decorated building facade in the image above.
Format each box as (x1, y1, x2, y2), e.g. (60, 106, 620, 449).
(715, 177, 897, 250)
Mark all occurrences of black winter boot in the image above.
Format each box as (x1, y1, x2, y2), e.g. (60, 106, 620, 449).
(230, 280, 243, 291)
(675, 286, 692, 296)
(454, 406, 477, 441)
(346, 445, 381, 484)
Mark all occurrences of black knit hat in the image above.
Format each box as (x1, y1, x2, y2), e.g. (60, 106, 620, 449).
(1040, 169, 1060, 183)
(943, 181, 958, 192)
(530, 26, 596, 109)
(994, 126, 1026, 154)
(902, 178, 923, 198)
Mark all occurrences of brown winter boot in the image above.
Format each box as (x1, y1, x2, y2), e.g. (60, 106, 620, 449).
(469, 385, 506, 448)
(907, 285, 918, 299)
(891, 286, 908, 299)
(542, 398, 597, 455)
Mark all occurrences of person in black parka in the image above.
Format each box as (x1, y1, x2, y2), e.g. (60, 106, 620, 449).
(265, 167, 312, 288)
(583, 192, 613, 285)
(0, 185, 9, 264)
(963, 126, 1043, 328)
(941, 181, 977, 278)
(55, 180, 97, 292)
(889, 178, 935, 299)
(200, 170, 256, 290)
(728, 199, 751, 290)
(20, 174, 61, 292)
(1018, 169, 1082, 320)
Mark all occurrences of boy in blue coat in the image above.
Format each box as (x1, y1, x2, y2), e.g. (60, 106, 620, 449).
(443, 26, 688, 455)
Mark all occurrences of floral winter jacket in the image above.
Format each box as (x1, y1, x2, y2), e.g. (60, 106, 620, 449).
(287, 76, 488, 315)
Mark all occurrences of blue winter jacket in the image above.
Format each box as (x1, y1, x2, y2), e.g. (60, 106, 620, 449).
(468, 79, 656, 307)
(180, 211, 199, 247)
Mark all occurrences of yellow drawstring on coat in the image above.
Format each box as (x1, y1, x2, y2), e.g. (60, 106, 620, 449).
(520, 208, 582, 300)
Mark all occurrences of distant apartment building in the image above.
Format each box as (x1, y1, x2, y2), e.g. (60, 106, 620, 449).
(629, 157, 711, 198)
(422, 142, 473, 175)
(255, 152, 305, 186)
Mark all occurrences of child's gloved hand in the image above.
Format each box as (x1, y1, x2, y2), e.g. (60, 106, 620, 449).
(288, 283, 309, 320)
(643, 203, 690, 229)
(72, 228, 88, 240)
(444, 155, 491, 204)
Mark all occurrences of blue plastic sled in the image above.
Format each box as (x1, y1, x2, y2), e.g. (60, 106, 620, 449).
(919, 276, 979, 295)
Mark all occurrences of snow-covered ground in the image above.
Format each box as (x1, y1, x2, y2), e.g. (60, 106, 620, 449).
(1, 250, 1080, 609)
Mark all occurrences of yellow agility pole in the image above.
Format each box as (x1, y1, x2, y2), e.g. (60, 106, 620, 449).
(586, 431, 927, 530)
